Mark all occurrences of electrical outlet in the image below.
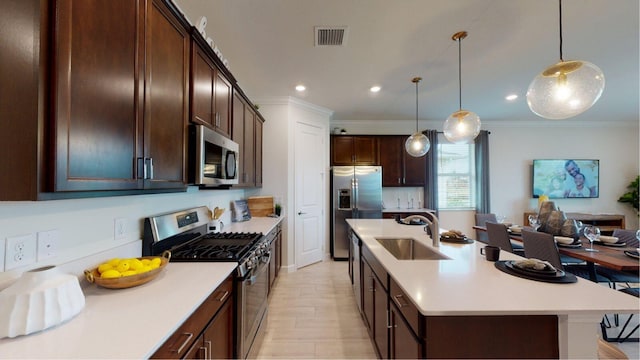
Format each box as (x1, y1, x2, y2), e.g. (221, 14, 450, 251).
(5, 233, 37, 271)
(37, 230, 59, 261)
(114, 218, 126, 241)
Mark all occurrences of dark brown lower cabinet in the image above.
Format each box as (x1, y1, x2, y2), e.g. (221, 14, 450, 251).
(152, 275, 234, 359)
(362, 247, 389, 359)
(390, 302, 422, 359)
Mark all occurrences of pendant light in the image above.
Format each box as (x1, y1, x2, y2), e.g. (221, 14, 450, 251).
(405, 77, 430, 157)
(443, 31, 481, 144)
(526, 0, 605, 119)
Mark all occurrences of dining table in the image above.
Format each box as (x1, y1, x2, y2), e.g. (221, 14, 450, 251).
(472, 225, 640, 282)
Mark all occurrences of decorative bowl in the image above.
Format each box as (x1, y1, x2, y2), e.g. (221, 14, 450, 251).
(0, 265, 85, 338)
(599, 235, 619, 244)
(509, 225, 523, 233)
(84, 251, 170, 289)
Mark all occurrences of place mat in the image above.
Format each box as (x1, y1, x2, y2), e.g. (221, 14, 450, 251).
(494, 261, 578, 284)
(624, 250, 639, 259)
(558, 243, 582, 248)
(440, 236, 474, 244)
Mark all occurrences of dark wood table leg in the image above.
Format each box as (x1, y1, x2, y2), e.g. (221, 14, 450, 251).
(587, 262, 598, 282)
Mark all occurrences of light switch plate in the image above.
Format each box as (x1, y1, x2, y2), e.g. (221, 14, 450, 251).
(114, 218, 126, 241)
(37, 229, 59, 261)
(5, 233, 37, 271)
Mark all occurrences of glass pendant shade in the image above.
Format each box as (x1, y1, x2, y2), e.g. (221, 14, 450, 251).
(443, 109, 481, 144)
(405, 132, 430, 157)
(527, 60, 605, 119)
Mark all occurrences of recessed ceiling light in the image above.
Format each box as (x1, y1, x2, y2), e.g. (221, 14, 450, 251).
(505, 94, 518, 101)
(370, 86, 381, 93)
(295, 85, 306, 92)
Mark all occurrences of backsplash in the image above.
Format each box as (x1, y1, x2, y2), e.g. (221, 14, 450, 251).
(382, 187, 424, 210)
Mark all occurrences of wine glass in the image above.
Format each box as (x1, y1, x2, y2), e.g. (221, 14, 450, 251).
(528, 214, 540, 231)
(583, 225, 600, 252)
(496, 214, 507, 224)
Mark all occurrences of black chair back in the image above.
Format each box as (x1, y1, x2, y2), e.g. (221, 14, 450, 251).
(475, 213, 497, 243)
(521, 229, 564, 270)
(612, 229, 639, 248)
(486, 222, 514, 253)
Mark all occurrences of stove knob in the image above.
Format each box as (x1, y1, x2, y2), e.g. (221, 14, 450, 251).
(246, 259, 253, 269)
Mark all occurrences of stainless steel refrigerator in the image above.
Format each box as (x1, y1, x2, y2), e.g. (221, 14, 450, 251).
(331, 166, 382, 260)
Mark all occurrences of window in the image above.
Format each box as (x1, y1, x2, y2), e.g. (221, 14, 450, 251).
(437, 136, 476, 209)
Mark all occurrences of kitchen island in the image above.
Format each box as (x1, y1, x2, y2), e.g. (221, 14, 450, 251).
(347, 218, 638, 359)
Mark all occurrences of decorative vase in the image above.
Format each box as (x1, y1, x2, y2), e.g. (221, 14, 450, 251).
(544, 210, 567, 235)
(537, 201, 557, 232)
(0, 265, 85, 338)
(561, 219, 580, 240)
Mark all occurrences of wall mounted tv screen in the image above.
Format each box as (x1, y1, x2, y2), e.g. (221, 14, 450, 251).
(532, 159, 599, 199)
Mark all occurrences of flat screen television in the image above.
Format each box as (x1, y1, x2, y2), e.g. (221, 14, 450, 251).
(532, 159, 599, 198)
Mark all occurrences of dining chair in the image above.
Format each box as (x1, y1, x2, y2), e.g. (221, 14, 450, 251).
(474, 213, 497, 244)
(486, 221, 525, 256)
(600, 287, 639, 343)
(521, 229, 612, 283)
(596, 229, 640, 288)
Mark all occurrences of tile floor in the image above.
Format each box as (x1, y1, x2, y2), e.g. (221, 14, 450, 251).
(253, 260, 376, 359)
(254, 260, 639, 359)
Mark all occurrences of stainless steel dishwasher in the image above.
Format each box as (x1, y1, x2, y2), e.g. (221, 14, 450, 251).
(351, 230, 362, 312)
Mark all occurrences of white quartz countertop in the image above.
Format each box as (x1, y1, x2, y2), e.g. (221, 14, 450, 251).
(347, 218, 639, 316)
(0, 262, 237, 359)
(382, 208, 434, 213)
(0, 216, 284, 359)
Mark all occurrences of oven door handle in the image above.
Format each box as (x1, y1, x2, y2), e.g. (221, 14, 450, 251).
(249, 258, 269, 285)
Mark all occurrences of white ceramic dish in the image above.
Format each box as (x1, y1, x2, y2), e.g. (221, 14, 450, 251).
(599, 235, 619, 244)
(554, 236, 575, 245)
(509, 225, 522, 233)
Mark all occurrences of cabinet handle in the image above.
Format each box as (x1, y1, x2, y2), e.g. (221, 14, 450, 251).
(392, 294, 408, 308)
(386, 309, 392, 329)
(205, 340, 212, 360)
(137, 157, 144, 179)
(398, 178, 401, 184)
(215, 290, 230, 302)
(200, 346, 208, 360)
(174, 332, 194, 354)
(368, 275, 374, 292)
(146, 158, 154, 179)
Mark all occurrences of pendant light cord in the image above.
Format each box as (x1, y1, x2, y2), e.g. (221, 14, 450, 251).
(559, 0, 564, 61)
(415, 80, 419, 132)
(457, 37, 462, 110)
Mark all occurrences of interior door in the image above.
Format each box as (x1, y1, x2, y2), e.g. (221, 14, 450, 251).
(295, 121, 325, 268)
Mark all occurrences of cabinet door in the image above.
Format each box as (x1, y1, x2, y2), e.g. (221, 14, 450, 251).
(213, 71, 232, 137)
(183, 334, 206, 359)
(373, 274, 389, 358)
(403, 151, 426, 186)
(254, 118, 263, 187)
(379, 136, 403, 186)
(53, 0, 144, 191)
(191, 46, 214, 127)
(390, 304, 422, 359)
(354, 137, 378, 165)
(361, 259, 374, 331)
(202, 298, 234, 359)
(145, 0, 188, 189)
(242, 105, 256, 186)
(331, 136, 356, 165)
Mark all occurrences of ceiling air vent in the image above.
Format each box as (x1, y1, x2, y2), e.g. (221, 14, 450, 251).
(314, 26, 348, 47)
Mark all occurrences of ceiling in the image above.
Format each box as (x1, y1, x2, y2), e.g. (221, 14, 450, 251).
(173, 0, 639, 124)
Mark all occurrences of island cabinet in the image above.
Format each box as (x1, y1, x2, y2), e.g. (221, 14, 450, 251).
(232, 92, 264, 188)
(361, 245, 390, 358)
(52, 0, 189, 192)
(152, 275, 234, 359)
(331, 135, 379, 165)
(389, 278, 423, 359)
(190, 37, 232, 138)
(378, 135, 426, 187)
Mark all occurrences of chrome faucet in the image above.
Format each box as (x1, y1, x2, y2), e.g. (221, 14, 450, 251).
(403, 213, 440, 247)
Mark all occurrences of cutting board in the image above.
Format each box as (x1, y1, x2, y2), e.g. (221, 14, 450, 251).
(247, 196, 274, 217)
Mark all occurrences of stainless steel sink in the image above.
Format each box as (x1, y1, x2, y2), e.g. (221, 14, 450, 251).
(375, 237, 451, 260)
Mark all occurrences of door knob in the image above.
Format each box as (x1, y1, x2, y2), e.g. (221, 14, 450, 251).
(298, 211, 307, 215)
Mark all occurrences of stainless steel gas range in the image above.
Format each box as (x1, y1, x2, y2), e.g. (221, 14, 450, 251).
(143, 206, 271, 359)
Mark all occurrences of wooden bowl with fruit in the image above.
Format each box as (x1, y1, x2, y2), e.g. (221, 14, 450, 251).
(84, 251, 170, 289)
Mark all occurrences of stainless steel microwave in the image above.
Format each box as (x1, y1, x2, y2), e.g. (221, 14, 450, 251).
(189, 124, 239, 187)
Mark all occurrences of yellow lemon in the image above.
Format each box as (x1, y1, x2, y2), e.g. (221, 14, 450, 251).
(121, 270, 137, 277)
(101, 269, 121, 279)
(151, 257, 161, 266)
(141, 259, 151, 266)
(108, 258, 121, 266)
(97, 263, 113, 274)
(149, 263, 159, 270)
(137, 266, 152, 274)
(116, 260, 130, 273)
(129, 258, 143, 271)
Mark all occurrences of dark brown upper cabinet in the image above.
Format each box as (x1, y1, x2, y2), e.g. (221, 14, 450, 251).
(378, 135, 426, 187)
(232, 92, 263, 188)
(190, 39, 232, 138)
(331, 135, 379, 166)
